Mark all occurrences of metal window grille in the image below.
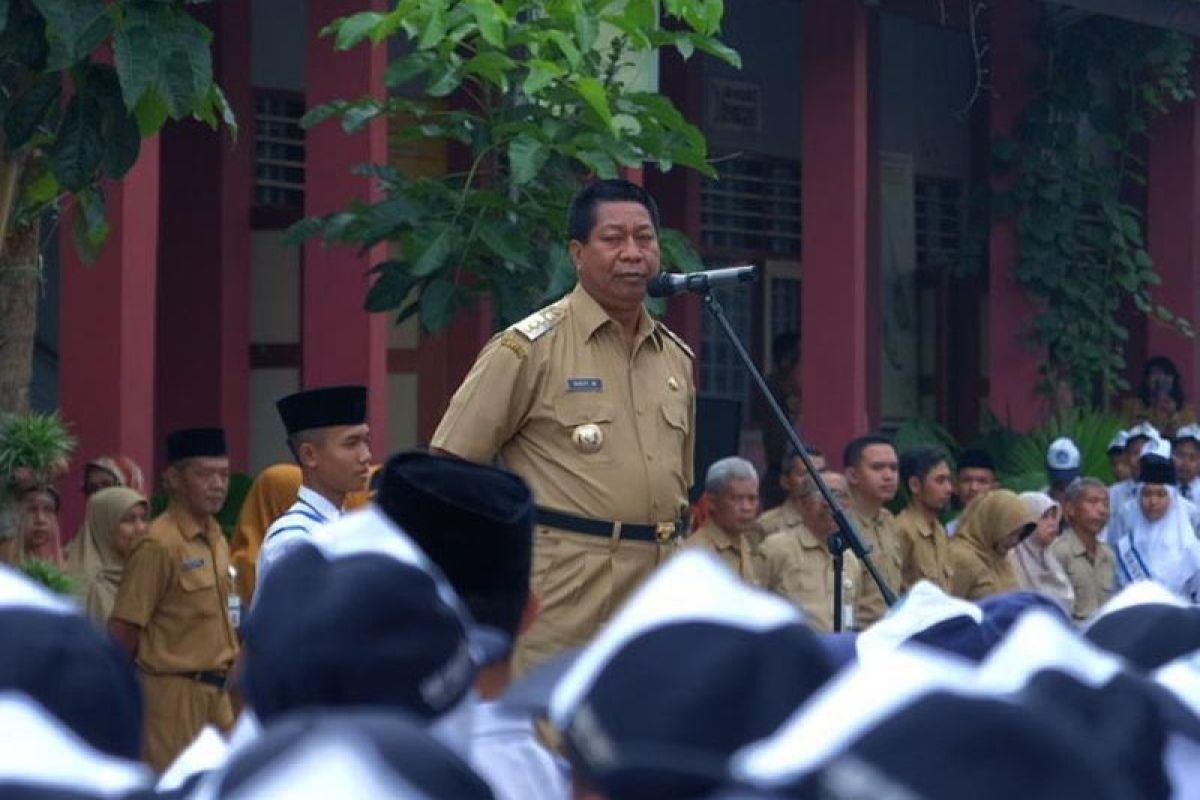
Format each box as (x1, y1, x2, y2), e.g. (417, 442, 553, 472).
(255, 92, 306, 208)
(914, 175, 964, 271)
(701, 154, 802, 257)
(700, 285, 754, 408)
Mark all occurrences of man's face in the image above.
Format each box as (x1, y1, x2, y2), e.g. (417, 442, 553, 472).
(172, 457, 230, 517)
(301, 424, 373, 495)
(20, 491, 58, 551)
(910, 461, 953, 513)
(83, 466, 118, 496)
(569, 201, 661, 316)
(1140, 483, 1171, 523)
(847, 444, 898, 505)
(956, 467, 996, 507)
(1067, 486, 1109, 537)
(708, 477, 760, 536)
(1175, 440, 1200, 484)
(781, 454, 826, 500)
(1110, 451, 1132, 482)
(799, 473, 851, 539)
(1127, 437, 1151, 463)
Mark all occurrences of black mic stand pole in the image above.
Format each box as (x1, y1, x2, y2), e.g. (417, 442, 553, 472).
(700, 291, 898, 630)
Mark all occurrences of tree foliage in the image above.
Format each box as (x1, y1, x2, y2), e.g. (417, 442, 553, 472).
(990, 17, 1194, 408)
(0, 0, 233, 260)
(290, 0, 738, 332)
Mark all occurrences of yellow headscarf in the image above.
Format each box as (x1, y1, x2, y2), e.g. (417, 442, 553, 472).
(231, 464, 302, 604)
(950, 489, 1037, 599)
(66, 487, 147, 626)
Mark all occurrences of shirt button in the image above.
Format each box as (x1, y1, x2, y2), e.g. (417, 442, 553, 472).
(647, 454, 655, 461)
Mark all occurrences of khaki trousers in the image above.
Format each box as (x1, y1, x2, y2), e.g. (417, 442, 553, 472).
(513, 526, 674, 674)
(141, 672, 235, 772)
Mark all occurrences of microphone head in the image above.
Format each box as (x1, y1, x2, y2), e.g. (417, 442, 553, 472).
(646, 273, 677, 299)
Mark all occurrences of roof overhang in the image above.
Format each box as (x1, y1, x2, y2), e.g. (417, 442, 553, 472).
(1046, 0, 1200, 36)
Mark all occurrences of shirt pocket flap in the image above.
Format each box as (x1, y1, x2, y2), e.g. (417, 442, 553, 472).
(180, 562, 216, 592)
(660, 400, 689, 431)
(553, 395, 616, 427)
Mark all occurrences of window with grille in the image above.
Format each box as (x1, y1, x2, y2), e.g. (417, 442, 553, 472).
(914, 176, 964, 271)
(700, 285, 754, 409)
(701, 154, 802, 257)
(255, 92, 306, 208)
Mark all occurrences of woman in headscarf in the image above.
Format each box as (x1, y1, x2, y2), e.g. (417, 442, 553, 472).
(948, 489, 1038, 601)
(81, 455, 146, 496)
(230, 464, 303, 605)
(66, 487, 149, 626)
(1008, 492, 1074, 614)
(1111, 439, 1200, 602)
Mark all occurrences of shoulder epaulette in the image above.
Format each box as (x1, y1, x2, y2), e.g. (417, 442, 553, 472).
(657, 323, 695, 359)
(512, 304, 566, 341)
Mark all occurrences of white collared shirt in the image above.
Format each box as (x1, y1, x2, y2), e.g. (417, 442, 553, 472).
(256, 486, 343, 590)
(470, 700, 570, 800)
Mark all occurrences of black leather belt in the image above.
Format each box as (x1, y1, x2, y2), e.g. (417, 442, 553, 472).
(536, 508, 683, 544)
(183, 670, 229, 690)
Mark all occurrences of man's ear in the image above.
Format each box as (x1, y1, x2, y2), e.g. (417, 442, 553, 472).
(296, 440, 320, 470)
(907, 475, 920, 497)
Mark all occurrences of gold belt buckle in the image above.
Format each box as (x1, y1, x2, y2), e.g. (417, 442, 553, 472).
(655, 522, 676, 544)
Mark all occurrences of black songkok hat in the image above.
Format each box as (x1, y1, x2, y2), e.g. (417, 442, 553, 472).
(375, 451, 534, 636)
(957, 448, 995, 473)
(165, 427, 227, 464)
(1138, 456, 1176, 486)
(276, 386, 368, 436)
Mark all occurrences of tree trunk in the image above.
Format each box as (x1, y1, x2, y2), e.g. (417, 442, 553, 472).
(0, 221, 41, 415)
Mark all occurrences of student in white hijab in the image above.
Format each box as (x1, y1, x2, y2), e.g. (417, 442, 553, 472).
(1110, 438, 1200, 602)
(1008, 492, 1074, 615)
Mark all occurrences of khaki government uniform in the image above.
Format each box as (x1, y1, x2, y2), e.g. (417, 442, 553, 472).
(686, 519, 761, 586)
(1050, 528, 1116, 622)
(894, 507, 955, 593)
(754, 500, 804, 548)
(431, 285, 696, 672)
(111, 507, 238, 771)
(851, 505, 903, 626)
(759, 522, 881, 632)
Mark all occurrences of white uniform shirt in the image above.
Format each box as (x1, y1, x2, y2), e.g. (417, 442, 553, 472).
(256, 486, 342, 590)
(470, 701, 570, 800)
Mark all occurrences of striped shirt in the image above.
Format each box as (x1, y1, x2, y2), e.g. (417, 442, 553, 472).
(255, 486, 342, 592)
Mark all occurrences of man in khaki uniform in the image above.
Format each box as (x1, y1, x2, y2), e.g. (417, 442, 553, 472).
(754, 445, 825, 547)
(432, 180, 696, 673)
(844, 435, 903, 625)
(1052, 477, 1115, 622)
(109, 428, 238, 771)
(760, 471, 883, 631)
(687, 457, 762, 585)
(895, 446, 955, 593)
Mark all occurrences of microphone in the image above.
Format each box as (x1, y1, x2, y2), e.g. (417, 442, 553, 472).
(647, 265, 758, 298)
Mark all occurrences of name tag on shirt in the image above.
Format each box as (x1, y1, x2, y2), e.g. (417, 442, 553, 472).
(182, 557, 207, 571)
(567, 378, 603, 393)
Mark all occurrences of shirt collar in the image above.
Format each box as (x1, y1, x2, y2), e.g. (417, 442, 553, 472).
(297, 486, 343, 521)
(797, 525, 827, 551)
(699, 519, 741, 552)
(569, 284, 660, 350)
(167, 505, 219, 541)
(902, 508, 940, 539)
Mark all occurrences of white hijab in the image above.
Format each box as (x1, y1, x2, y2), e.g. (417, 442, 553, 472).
(1115, 484, 1200, 602)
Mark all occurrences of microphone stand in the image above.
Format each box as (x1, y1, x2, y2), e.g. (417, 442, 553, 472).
(700, 291, 898, 630)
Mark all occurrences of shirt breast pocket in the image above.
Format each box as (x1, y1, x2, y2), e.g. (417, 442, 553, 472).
(659, 397, 690, 449)
(553, 395, 617, 467)
(179, 563, 218, 617)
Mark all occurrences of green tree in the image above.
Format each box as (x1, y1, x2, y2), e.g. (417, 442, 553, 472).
(291, 0, 738, 332)
(0, 0, 233, 414)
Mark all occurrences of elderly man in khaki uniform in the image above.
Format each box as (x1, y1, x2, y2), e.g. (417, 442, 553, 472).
(754, 445, 825, 547)
(432, 179, 696, 673)
(1052, 477, 1115, 622)
(109, 428, 239, 771)
(760, 471, 883, 631)
(895, 445, 955, 593)
(844, 435, 903, 625)
(687, 457, 762, 585)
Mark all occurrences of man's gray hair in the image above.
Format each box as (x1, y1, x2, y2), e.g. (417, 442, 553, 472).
(1064, 476, 1107, 504)
(705, 456, 758, 494)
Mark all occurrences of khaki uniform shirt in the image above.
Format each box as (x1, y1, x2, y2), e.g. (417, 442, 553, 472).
(1050, 528, 1116, 622)
(754, 501, 804, 547)
(686, 519, 761, 586)
(852, 505, 903, 626)
(111, 508, 238, 674)
(760, 524, 876, 632)
(894, 507, 955, 593)
(432, 284, 696, 525)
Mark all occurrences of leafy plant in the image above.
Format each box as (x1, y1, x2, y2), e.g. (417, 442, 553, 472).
(892, 417, 961, 463)
(290, 0, 738, 332)
(0, 411, 75, 485)
(997, 409, 1125, 488)
(990, 16, 1194, 409)
(20, 558, 76, 595)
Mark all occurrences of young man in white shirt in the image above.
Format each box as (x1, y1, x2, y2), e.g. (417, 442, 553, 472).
(256, 385, 372, 587)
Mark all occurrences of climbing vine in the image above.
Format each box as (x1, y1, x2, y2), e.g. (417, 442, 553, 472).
(991, 17, 1194, 408)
